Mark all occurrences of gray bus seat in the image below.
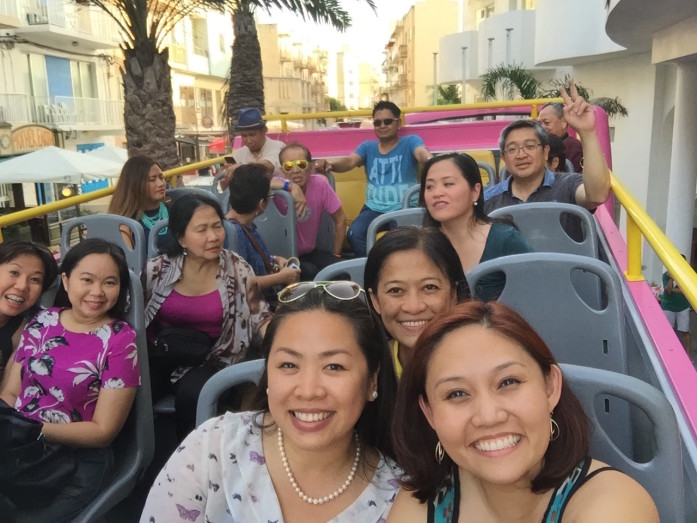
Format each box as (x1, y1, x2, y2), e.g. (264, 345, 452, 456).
(489, 202, 598, 258)
(467, 252, 626, 372)
(61, 215, 146, 274)
(255, 190, 298, 259)
(366, 207, 425, 254)
(195, 359, 265, 427)
(314, 258, 367, 287)
(561, 364, 684, 523)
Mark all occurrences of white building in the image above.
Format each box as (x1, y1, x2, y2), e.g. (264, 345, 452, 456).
(437, 0, 697, 281)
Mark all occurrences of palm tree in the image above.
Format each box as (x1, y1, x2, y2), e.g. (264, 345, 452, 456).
(480, 63, 541, 101)
(437, 85, 461, 105)
(88, 0, 226, 168)
(224, 0, 375, 137)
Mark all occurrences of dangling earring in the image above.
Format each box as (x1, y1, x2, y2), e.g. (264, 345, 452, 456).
(182, 247, 188, 257)
(549, 412, 560, 441)
(435, 441, 445, 464)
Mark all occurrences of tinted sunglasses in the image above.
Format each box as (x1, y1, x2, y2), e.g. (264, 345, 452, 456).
(277, 281, 364, 304)
(282, 159, 309, 172)
(373, 118, 396, 127)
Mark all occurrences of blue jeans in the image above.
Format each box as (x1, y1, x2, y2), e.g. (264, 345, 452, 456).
(347, 205, 383, 257)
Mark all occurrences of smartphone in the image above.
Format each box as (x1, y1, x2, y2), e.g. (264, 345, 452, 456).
(224, 156, 236, 165)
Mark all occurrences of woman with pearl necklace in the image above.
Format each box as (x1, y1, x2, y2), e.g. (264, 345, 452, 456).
(141, 281, 401, 522)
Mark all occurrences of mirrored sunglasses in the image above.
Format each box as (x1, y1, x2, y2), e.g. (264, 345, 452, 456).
(277, 281, 364, 304)
(373, 118, 396, 127)
(282, 159, 310, 172)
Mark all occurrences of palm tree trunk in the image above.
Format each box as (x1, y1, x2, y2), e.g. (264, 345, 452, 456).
(122, 41, 179, 169)
(226, 8, 265, 138)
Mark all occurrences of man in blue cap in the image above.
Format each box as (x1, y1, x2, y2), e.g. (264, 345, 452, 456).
(231, 107, 285, 175)
(222, 107, 307, 217)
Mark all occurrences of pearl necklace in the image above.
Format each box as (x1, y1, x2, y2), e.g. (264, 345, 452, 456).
(277, 427, 361, 505)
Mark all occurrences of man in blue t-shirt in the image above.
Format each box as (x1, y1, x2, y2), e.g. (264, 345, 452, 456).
(316, 101, 432, 256)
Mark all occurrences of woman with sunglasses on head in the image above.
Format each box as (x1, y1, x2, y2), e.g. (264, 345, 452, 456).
(421, 153, 533, 301)
(365, 227, 469, 378)
(0, 239, 139, 522)
(226, 163, 300, 300)
(387, 301, 658, 523)
(0, 241, 58, 381)
(108, 155, 176, 252)
(144, 193, 272, 440)
(278, 142, 347, 280)
(141, 281, 401, 522)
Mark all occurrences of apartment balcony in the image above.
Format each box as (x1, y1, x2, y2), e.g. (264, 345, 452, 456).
(14, 0, 120, 51)
(0, 0, 21, 28)
(535, 0, 625, 65)
(0, 93, 124, 130)
(398, 44, 407, 59)
(606, 0, 697, 60)
(438, 31, 478, 84)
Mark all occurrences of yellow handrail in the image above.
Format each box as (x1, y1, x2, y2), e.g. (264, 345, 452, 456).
(0, 156, 227, 242)
(611, 173, 697, 308)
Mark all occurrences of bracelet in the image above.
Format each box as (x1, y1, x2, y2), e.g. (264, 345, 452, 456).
(283, 180, 292, 191)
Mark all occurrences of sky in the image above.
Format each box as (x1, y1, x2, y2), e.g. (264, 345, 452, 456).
(256, 0, 421, 70)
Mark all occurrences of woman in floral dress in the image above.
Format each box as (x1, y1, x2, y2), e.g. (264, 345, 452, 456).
(0, 238, 140, 522)
(141, 281, 401, 522)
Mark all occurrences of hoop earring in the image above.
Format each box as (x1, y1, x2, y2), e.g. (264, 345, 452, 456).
(435, 441, 445, 464)
(550, 413, 560, 441)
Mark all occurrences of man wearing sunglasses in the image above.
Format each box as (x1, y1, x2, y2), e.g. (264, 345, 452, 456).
(278, 142, 347, 280)
(484, 82, 611, 215)
(315, 101, 432, 257)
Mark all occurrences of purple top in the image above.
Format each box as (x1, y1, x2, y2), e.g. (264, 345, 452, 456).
(14, 307, 139, 424)
(155, 289, 223, 340)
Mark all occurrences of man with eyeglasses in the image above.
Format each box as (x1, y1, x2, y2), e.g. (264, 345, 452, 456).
(315, 101, 432, 257)
(484, 82, 610, 215)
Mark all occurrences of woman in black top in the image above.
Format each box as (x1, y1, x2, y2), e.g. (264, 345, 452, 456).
(0, 241, 58, 377)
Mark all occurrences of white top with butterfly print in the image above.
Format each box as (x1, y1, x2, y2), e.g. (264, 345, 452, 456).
(140, 411, 402, 523)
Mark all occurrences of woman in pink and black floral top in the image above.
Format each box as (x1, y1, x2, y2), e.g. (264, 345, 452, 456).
(0, 239, 140, 522)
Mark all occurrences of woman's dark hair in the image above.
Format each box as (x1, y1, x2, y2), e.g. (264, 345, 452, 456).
(57, 239, 131, 320)
(393, 301, 590, 501)
(547, 134, 568, 172)
(108, 155, 161, 220)
(162, 193, 225, 257)
(364, 227, 470, 312)
(228, 164, 271, 214)
(0, 240, 58, 294)
(420, 153, 489, 228)
(253, 287, 398, 461)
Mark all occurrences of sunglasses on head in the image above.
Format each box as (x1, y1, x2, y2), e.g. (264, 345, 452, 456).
(277, 281, 364, 304)
(373, 118, 396, 127)
(281, 159, 310, 172)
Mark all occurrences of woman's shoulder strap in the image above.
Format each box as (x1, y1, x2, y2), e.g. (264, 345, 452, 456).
(428, 471, 460, 523)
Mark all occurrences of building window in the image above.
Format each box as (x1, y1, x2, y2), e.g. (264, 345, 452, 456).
(191, 17, 208, 57)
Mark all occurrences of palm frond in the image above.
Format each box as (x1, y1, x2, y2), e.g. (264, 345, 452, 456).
(480, 63, 540, 101)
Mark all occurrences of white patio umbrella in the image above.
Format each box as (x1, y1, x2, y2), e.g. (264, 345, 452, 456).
(0, 146, 123, 184)
(85, 144, 128, 165)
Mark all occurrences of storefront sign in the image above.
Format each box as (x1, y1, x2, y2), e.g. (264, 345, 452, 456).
(11, 126, 56, 153)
